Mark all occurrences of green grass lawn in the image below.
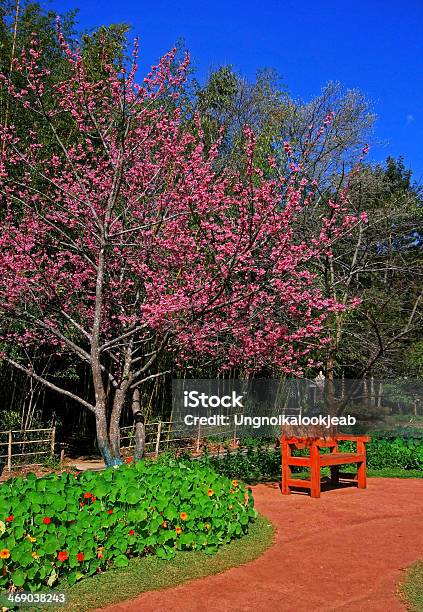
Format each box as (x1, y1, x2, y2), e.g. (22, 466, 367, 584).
(245, 467, 422, 485)
(400, 561, 423, 611)
(367, 467, 423, 478)
(39, 514, 275, 612)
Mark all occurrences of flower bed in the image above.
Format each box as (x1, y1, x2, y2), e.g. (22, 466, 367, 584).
(0, 457, 256, 591)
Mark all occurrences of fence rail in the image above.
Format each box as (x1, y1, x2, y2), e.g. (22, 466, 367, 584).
(0, 427, 55, 472)
(120, 420, 237, 456)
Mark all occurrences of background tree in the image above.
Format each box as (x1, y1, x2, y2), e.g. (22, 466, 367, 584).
(317, 157, 422, 387)
(193, 69, 375, 184)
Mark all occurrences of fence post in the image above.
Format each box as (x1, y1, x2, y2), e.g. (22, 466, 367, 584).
(7, 430, 12, 472)
(155, 421, 162, 457)
(50, 426, 56, 456)
(196, 424, 201, 453)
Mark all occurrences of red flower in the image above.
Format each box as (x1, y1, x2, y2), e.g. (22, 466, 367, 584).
(126, 456, 133, 463)
(80, 502, 85, 507)
(91, 496, 97, 503)
(57, 551, 68, 562)
(43, 516, 51, 525)
(76, 552, 84, 562)
(83, 492, 92, 499)
(107, 509, 113, 515)
(5, 515, 13, 523)
(128, 529, 135, 536)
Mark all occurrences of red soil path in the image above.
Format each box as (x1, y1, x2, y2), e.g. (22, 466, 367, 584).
(102, 478, 423, 612)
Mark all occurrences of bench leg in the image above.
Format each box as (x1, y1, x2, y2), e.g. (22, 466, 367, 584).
(357, 461, 366, 489)
(281, 444, 291, 495)
(282, 459, 291, 495)
(310, 448, 321, 498)
(330, 465, 339, 485)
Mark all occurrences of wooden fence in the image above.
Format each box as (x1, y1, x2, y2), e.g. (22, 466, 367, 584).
(120, 420, 237, 456)
(0, 427, 55, 472)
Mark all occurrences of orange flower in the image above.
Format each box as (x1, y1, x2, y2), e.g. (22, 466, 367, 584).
(97, 547, 104, 559)
(232, 480, 238, 488)
(161, 521, 168, 528)
(0, 549, 10, 559)
(207, 489, 214, 497)
(180, 512, 188, 521)
(229, 489, 234, 494)
(83, 492, 92, 499)
(31, 552, 39, 559)
(175, 526, 182, 535)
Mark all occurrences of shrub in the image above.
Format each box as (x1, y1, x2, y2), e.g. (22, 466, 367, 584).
(205, 447, 281, 481)
(0, 458, 256, 591)
(204, 435, 423, 481)
(339, 437, 423, 470)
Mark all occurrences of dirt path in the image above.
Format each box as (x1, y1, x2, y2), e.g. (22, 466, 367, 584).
(100, 478, 423, 612)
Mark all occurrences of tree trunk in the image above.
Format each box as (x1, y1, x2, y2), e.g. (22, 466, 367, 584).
(131, 388, 145, 460)
(109, 388, 126, 458)
(95, 408, 122, 467)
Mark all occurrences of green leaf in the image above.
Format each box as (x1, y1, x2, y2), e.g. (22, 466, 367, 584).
(113, 554, 129, 567)
(11, 569, 26, 587)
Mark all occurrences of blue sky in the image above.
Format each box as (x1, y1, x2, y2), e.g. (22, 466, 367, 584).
(55, 0, 423, 181)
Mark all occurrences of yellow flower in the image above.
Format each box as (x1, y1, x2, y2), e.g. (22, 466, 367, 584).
(205, 523, 211, 531)
(32, 552, 39, 559)
(0, 521, 5, 536)
(26, 535, 36, 543)
(0, 549, 10, 559)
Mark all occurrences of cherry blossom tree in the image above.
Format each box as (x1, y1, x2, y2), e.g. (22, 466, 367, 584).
(0, 25, 366, 466)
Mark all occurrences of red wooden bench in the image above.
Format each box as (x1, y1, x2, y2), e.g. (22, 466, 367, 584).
(281, 434, 371, 498)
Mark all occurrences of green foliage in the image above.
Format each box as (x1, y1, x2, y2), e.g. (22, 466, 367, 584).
(202, 435, 423, 482)
(0, 459, 256, 592)
(203, 446, 281, 481)
(339, 436, 423, 471)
